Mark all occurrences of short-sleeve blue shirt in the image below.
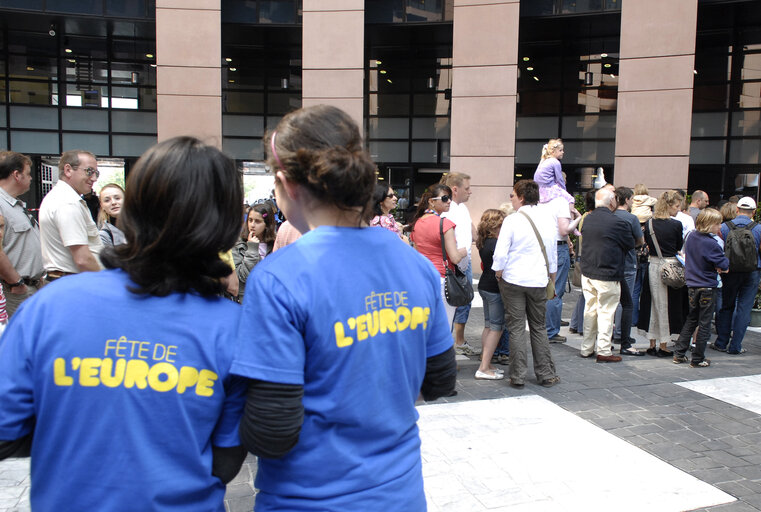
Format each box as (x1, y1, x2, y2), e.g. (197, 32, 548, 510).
(0, 269, 246, 512)
(232, 226, 453, 511)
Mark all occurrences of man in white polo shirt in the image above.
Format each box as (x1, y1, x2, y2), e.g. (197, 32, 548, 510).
(440, 172, 479, 356)
(39, 150, 103, 281)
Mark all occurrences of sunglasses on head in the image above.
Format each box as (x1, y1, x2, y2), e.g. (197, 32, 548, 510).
(432, 195, 451, 203)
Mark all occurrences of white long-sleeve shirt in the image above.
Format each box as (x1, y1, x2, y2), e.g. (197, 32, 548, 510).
(492, 205, 558, 288)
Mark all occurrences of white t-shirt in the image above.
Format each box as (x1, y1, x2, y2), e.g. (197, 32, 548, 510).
(39, 181, 103, 273)
(673, 211, 695, 240)
(441, 201, 473, 255)
(539, 197, 573, 241)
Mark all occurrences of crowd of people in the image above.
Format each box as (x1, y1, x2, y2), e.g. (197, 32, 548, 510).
(0, 114, 758, 510)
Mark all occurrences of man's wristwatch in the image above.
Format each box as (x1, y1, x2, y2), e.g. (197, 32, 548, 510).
(9, 278, 24, 288)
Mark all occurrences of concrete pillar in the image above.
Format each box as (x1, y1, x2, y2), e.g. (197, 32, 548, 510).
(302, 0, 365, 130)
(614, 0, 698, 196)
(450, 0, 520, 226)
(155, 0, 222, 146)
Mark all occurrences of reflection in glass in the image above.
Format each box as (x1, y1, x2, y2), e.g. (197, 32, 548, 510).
(9, 80, 53, 105)
(9, 55, 58, 80)
(259, 1, 299, 24)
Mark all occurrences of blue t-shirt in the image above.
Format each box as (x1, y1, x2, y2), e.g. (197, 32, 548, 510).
(0, 269, 246, 512)
(232, 226, 453, 511)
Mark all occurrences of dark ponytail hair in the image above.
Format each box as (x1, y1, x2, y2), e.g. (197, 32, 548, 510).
(410, 183, 452, 231)
(372, 182, 391, 217)
(266, 105, 377, 222)
(101, 136, 242, 297)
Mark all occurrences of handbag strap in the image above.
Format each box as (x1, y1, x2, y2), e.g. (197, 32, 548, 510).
(439, 217, 450, 268)
(577, 212, 587, 258)
(648, 218, 664, 259)
(519, 210, 551, 279)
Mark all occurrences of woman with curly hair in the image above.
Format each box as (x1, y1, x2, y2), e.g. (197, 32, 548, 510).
(474, 208, 508, 380)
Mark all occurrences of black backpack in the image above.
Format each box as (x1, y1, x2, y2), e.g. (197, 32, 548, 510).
(725, 220, 759, 272)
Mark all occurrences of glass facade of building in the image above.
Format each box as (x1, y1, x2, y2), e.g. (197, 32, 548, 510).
(1, 0, 760, 208)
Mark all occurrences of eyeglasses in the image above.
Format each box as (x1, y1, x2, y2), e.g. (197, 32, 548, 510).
(385, 192, 397, 199)
(432, 195, 451, 203)
(77, 166, 100, 179)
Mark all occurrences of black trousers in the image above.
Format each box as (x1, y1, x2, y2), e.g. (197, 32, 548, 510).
(674, 287, 716, 363)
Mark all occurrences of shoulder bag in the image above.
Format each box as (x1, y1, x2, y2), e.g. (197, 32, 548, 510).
(520, 211, 556, 300)
(439, 217, 474, 307)
(648, 218, 685, 289)
(570, 213, 587, 288)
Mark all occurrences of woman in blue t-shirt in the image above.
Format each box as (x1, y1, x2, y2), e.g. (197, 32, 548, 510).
(0, 137, 248, 511)
(233, 105, 457, 511)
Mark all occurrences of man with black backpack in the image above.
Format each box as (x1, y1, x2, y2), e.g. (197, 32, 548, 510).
(711, 196, 761, 355)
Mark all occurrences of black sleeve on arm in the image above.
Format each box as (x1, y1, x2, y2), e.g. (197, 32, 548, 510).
(420, 347, 457, 401)
(0, 434, 32, 460)
(211, 445, 247, 484)
(239, 379, 304, 459)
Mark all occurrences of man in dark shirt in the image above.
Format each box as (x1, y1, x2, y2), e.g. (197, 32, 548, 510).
(579, 188, 636, 362)
(613, 187, 645, 355)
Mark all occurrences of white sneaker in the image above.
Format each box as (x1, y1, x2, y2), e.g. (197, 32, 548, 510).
(455, 342, 481, 356)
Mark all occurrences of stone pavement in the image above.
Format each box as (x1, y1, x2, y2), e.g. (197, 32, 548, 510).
(4, 288, 761, 511)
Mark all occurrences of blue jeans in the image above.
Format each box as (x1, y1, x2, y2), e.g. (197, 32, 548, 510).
(496, 329, 510, 356)
(614, 266, 637, 339)
(546, 243, 570, 338)
(479, 289, 505, 331)
(715, 270, 760, 353)
(632, 260, 648, 326)
(453, 259, 472, 324)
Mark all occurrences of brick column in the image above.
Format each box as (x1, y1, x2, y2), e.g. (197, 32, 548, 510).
(156, 0, 222, 146)
(614, 0, 698, 196)
(302, 0, 364, 130)
(450, 0, 519, 225)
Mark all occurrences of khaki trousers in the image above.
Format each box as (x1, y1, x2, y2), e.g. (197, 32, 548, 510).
(581, 276, 620, 357)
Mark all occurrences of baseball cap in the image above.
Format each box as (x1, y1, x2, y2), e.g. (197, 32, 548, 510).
(737, 196, 756, 210)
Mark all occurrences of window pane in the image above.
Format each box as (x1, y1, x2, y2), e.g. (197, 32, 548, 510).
(9, 55, 58, 80)
(516, 116, 558, 139)
(372, 95, 410, 116)
(0, 0, 43, 9)
(520, 0, 554, 16)
(225, 91, 265, 113)
(107, 0, 147, 17)
(411, 141, 438, 162)
(412, 117, 450, 139)
(369, 141, 408, 162)
(62, 108, 108, 131)
(563, 140, 615, 164)
(515, 142, 540, 164)
(731, 111, 761, 137)
(692, 112, 728, 137)
(221, 0, 258, 24)
(10, 105, 58, 129)
(63, 133, 109, 155)
(561, 114, 616, 138)
(9, 80, 54, 105)
(369, 118, 409, 139)
(729, 139, 761, 164)
(11, 131, 59, 154)
(412, 94, 449, 116)
(64, 59, 109, 84)
(366, 0, 405, 23)
(406, 1, 444, 23)
(560, 0, 603, 14)
(112, 111, 157, 133)
(46, 0, 103, 15)
(259, 1, 298, 24)
(223, 115, 264, 137)
(690, 140, 726, 165)
(223, 138, 264, 160)
(112, 135, 157, 157)
(267, 92, 301, 115)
